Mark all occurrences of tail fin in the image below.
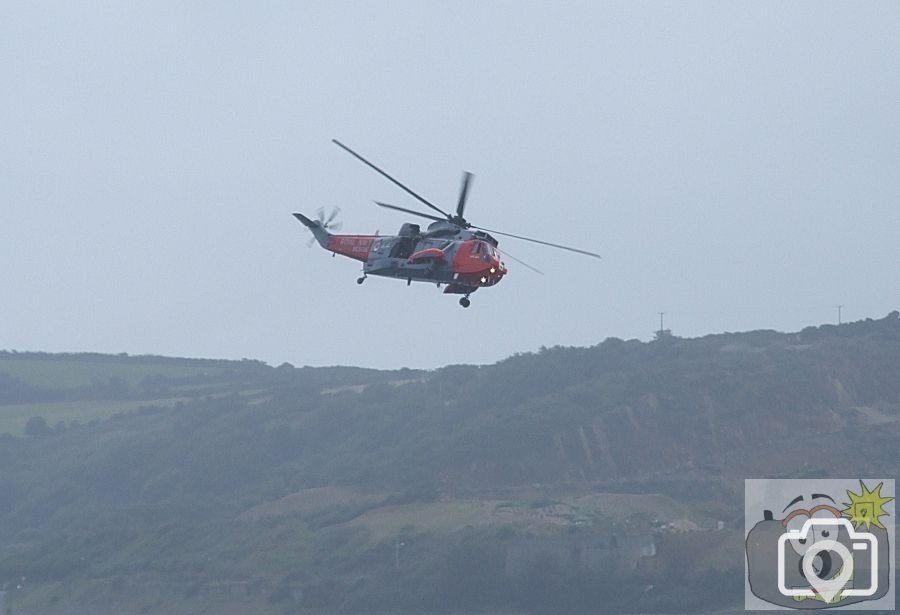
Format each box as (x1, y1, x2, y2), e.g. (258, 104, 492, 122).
(293, 212, 332, 249)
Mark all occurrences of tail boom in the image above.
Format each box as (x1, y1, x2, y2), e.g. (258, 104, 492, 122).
(325, 235, 376, 262)
(293, 213, 375, 262)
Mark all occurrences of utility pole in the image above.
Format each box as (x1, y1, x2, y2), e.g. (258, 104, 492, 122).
(658, 312, 665, 336)
(836, 304, 843, 325)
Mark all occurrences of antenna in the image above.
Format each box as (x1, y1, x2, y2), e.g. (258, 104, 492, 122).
(836, 304, 844, 325)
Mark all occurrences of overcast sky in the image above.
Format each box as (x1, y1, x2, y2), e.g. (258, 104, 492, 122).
(2, 2, 898, 369)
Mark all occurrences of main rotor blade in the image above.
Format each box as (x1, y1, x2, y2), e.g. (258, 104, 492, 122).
(332, 139, 451, 219)
(497, 247, 544, 275)
(375, 201, 447, 224)
(474, 226, 602, 259)
(456, 171, 473, 220)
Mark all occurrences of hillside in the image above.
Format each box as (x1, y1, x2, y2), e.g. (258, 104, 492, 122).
(0, 352, 416, 437)
(1, 312, 899, 614)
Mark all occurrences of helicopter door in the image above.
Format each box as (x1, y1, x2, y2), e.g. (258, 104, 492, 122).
(390, 236, 421, 259)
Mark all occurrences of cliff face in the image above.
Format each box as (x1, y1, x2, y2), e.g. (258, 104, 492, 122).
(436, 312, 900, 489)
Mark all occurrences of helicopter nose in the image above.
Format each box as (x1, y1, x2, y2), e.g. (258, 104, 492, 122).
(479, 257, 506, 285)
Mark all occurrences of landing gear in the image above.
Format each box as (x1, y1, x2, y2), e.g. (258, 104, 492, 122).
(444, 284, 476, 307)
(356, 276, 366, 285)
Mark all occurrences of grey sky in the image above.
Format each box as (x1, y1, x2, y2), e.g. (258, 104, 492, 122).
(2, 2, 898, 369)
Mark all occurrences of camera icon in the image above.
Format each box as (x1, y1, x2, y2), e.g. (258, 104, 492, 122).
(746, 479, 894, 610)
(777, 518, 878, 602)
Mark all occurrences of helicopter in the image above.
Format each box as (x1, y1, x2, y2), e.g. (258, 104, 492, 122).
(293, 140, 601, 308)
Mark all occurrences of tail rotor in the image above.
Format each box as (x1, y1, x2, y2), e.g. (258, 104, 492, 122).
(306, 207, 342, 246)
(317, 207, 342, 231)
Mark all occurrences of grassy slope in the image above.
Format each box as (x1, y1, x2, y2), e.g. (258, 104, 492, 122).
(0, 354, 404, 436)
(0, 398, 185, 436)
(0, 355, 227, 388)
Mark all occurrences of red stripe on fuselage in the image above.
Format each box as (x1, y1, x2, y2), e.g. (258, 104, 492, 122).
(325, 235, 376, 262)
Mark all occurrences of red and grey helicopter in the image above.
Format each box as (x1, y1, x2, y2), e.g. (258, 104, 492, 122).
(293, 140, 601, 307)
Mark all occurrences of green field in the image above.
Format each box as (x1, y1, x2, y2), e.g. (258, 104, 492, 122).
(0, 353, 268, 435)
(0, 356, 226, 388)
(0, 398, 185, 436)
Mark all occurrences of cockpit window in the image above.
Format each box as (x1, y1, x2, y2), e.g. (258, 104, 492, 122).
(470, 242, 484, 255)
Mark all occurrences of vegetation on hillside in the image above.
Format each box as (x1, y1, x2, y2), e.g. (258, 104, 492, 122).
(1, 312, 898, 613)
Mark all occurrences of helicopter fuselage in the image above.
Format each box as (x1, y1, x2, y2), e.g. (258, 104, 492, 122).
(298, 215, 507, 296)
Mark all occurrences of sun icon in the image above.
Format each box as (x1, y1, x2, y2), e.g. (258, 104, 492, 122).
(842, 480, 894, 530)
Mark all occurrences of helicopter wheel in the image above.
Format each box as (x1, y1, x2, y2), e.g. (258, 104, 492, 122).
(459, 297, 471, 308)
(356, 276, 366, 285)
